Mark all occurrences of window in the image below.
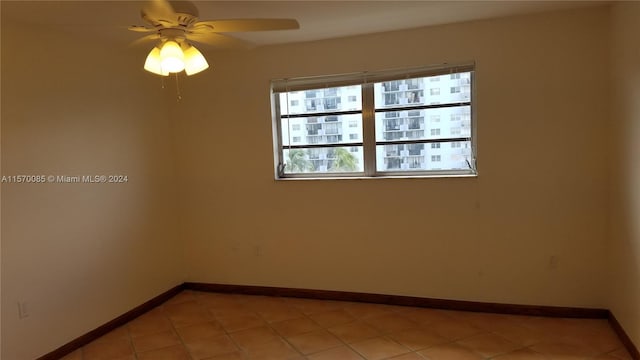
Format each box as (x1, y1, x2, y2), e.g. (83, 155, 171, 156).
(408, 144, 424, 155)
(273, 64, 475, 178)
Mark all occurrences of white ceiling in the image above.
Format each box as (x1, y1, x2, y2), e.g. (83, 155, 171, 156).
(2, 1, 606, 49)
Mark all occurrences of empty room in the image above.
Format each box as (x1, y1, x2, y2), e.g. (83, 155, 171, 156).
(1, 1, 639, 359)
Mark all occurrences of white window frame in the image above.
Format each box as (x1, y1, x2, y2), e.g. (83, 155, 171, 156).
(271, 63, 477, 179)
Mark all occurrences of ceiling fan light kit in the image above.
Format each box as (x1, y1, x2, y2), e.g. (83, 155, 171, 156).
(130, 0, 299, 78)
(182, 45, 209, 75)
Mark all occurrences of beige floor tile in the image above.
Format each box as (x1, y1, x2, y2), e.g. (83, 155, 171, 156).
(271, 317, 321, 337)
(242, 338, 301, 359)
(364, 313, 418, 334)
(286, 298, 344, 315)
(256, 307, 303, 323)
(197, 293, 245, 306)
(350, 336, 411, 360)
(176, 320, 226, 342)
(309, 309, 357, 328)
(388, 353, 428, 360)
(491, 348, 548, 360)
(388, 327, 449, 351)
(343, 302, 395, 319)
(203, 351, 247, 360)
(185, 334, 239, 359)
(131, 330, 181, 353)
(490, 322, 548, 347)
(306, 345, 365, 360)
(165, 300, 215, 327)
(216, 312, 266, 332)
(128, 313, 173, 337)
(418, 343, 484, 360)
(424, 318, 484, 340)
(328, 321, 381, 343)
(137, 344, 191, 360)
(286, 329, 343, 355)
(243, 295, 288, 311)
(230, 326, 281, 350)
(400, 308, 456, 325)
(82, 338, 134, 360)
(461, 312, 523, 331)
(529, 342, 599, 359)
(456, 333, 522, 358)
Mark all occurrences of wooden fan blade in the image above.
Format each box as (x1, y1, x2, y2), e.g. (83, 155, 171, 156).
(128, 25, 156, 33)
(187, 32, 252, 49)
(193, 19, 299, 33)
(129, 34, 161, 47)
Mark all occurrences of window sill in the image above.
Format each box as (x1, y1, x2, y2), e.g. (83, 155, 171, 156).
(275, 173, 477, 181)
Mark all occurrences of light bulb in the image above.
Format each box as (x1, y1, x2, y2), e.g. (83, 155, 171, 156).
(183, 45, 209, 76)
(159, 40, 185, 73)
(143, 47, 169, 76)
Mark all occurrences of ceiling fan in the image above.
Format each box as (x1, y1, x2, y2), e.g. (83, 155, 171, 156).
(129, 0, 300, 76)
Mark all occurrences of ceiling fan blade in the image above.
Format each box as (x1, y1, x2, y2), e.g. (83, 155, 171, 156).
(129, 34, 161, 47)
(142, 0, 178, 27)
(192, 19, 300, 33)
(128, 25, 156, 33)
(186, 32, 252, 49)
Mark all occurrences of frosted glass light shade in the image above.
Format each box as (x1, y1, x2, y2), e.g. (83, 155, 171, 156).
(183, 45, 209, 76)
(159, 40, 185, 73)
(144, 47, 169, 76)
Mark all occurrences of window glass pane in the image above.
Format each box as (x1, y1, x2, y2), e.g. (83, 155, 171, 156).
(279, 85, 362, 115)
(373, 72, 471, 109)
(281, 114, 362, 146)
(283, 147, 364, 174)
(374, 106, 470, 142)
(375, 141, 472, 172)
(274, 66, 475, 178)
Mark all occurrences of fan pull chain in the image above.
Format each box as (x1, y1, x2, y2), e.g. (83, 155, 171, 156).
(174, 73, 182, 102)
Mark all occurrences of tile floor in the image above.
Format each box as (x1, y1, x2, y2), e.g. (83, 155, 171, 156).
(60, 290, 633, 360)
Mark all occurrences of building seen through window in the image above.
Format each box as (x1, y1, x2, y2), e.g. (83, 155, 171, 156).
(275, 67, 474, 177)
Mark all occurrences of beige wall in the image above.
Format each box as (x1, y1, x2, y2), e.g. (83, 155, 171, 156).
(0, 18, 184, 360)
(609, 2, 640, 348)
(175, 7, 610, 308)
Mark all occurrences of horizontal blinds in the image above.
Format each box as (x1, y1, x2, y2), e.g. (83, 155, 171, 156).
(272, 62, 474, 93)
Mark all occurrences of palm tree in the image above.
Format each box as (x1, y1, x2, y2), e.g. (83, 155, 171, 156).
(330, 148, 358, 172)
(286, 149, 310, 173)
